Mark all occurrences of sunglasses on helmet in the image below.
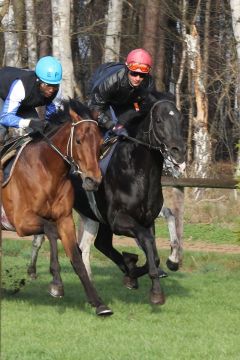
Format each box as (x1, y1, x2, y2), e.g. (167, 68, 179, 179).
(129, 71, 148, 79)
(127, 62, 151, 73)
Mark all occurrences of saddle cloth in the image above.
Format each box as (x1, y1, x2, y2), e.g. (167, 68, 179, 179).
(99, 136, 118, 176)
(1, 136, 31, 187)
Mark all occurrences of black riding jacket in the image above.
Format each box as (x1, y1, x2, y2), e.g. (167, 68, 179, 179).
(0, 67, 56, 107)
(88, 63, 155, 127)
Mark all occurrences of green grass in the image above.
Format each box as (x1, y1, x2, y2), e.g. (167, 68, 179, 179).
(155, 218, 239, 244)
(1, 239, 240, 360)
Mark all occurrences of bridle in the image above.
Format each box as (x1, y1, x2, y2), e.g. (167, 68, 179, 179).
(41, 119, 98, 176)
(122, 100, 179, 166)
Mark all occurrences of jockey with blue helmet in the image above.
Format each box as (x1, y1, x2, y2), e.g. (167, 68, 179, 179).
(0, 56, 63, 145)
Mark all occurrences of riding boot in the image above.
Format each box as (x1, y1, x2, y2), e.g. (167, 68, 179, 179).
(0, 125, 7, 144)
(0, 125, 7, 154)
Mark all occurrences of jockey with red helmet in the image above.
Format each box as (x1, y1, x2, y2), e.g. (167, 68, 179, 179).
(87, 48, 154, 135)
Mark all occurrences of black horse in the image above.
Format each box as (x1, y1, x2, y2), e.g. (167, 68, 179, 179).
(28, 93, 186, 306)
(71, 93, 186, 305)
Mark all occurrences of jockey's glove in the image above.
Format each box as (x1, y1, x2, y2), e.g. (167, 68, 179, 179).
(29, 119, 45, 133)
(112, 124, 128, 137)
(97, 112, 114, 130)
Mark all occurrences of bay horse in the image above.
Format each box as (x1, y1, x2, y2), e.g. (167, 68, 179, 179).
(1, 99, 112, 316)
(28, 93, 186, 307)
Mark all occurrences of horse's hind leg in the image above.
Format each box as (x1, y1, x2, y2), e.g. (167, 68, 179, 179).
(78, 214, 99, 279)
(44, 222, 64, 298)
(27, 234, 45, 279)
(160, 207, 182, 271)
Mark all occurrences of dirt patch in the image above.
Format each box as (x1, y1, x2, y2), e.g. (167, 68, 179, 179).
(3, 231, 240, 254)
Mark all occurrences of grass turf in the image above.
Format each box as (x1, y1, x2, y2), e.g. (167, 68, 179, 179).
(1, 239, 240, 360)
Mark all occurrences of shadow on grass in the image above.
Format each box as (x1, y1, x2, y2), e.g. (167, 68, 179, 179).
(1, 259, 190, 314)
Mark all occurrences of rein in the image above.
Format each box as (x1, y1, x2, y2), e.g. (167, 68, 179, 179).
(121, 100, 174, 155)
(40, 119, 98, 175)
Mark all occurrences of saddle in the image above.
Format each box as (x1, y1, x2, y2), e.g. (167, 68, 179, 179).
(99, 136, 118, 176)
(84, 136, 119, 223)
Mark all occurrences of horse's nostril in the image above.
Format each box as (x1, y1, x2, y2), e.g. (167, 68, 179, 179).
(83, 177, 100, 191)
(171, 147, 179, 157)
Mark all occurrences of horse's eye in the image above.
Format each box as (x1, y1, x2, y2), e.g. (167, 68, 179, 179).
(76, 138, 81, 144)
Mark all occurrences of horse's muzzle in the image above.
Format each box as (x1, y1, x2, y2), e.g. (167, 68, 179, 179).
(82, 176, 102, 191)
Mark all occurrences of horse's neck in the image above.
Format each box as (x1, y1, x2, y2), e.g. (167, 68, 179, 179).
(135, 115, 151, 144)
(51, 122, 69, 154)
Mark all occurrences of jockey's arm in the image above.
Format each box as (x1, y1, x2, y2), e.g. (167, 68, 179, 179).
(89, 82, 116, 129)
(45, 86, 63, 121)
(0, 80, 30, 129)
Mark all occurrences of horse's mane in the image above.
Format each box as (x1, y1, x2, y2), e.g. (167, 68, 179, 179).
(120, 91, 176, 136)
(47, 98, 92, 126)
(148, 90, 176, 104)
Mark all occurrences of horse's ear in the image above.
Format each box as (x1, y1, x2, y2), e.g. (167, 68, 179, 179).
(69, 107, 81, 123)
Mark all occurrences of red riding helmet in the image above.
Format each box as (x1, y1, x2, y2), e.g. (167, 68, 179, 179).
(126, 48, 152, 73)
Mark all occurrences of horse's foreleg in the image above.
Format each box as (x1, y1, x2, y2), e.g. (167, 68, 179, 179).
(135, 228, 165, 305)
(113, 213, 165, 305)
(57, 216, 112, 316)
(44, 222, 64, 298)
(27, 234, 45, 279)
(129, 224, 168, 278)
(78, 214, 99, 279)
(159, 207, 182, 271)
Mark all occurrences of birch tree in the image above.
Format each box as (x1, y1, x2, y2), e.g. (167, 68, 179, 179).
(52, 0, 74, 97)
(104, 0, 123, 62)
(1, 0, 24, 66)
(25, 0, 37, 69)
(186, 25, 211, 198)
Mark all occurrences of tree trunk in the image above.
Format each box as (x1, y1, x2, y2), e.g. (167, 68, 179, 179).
(142, 0, 159, 66)
(25, 0, 37, 69)
(1, 1, 23, 67)
(186, 25, 211, 199)
(229, 0, 240, 176)
(51, 0, 75, 98)
(154, 3, 167, 91)
(36, 0, 52, 57)
(104, 0, 123, 62)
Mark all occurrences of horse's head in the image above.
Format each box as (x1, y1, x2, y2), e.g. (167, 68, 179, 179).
(148, 99, 186, 175)
(67, 101, 103, 191)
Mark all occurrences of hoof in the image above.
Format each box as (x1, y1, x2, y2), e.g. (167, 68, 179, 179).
(48, 283, 64, 298)
(166, 258, 179, 272)
(96, 304, 113, 316)
(28, 272, 38, 280)
(123, 275, 139, 290)
(150, 291, 166, 305)
(27, 267, 37, 279)
(158, 268, 168, 278)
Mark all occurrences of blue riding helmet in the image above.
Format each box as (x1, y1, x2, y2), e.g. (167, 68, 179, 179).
(35, 56, 62, 84)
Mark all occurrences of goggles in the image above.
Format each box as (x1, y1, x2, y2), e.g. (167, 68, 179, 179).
(127, 62, 151, 73)
(129, 71, 147, 79)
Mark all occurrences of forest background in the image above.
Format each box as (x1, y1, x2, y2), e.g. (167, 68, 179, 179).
(0, 0, 239, 186)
